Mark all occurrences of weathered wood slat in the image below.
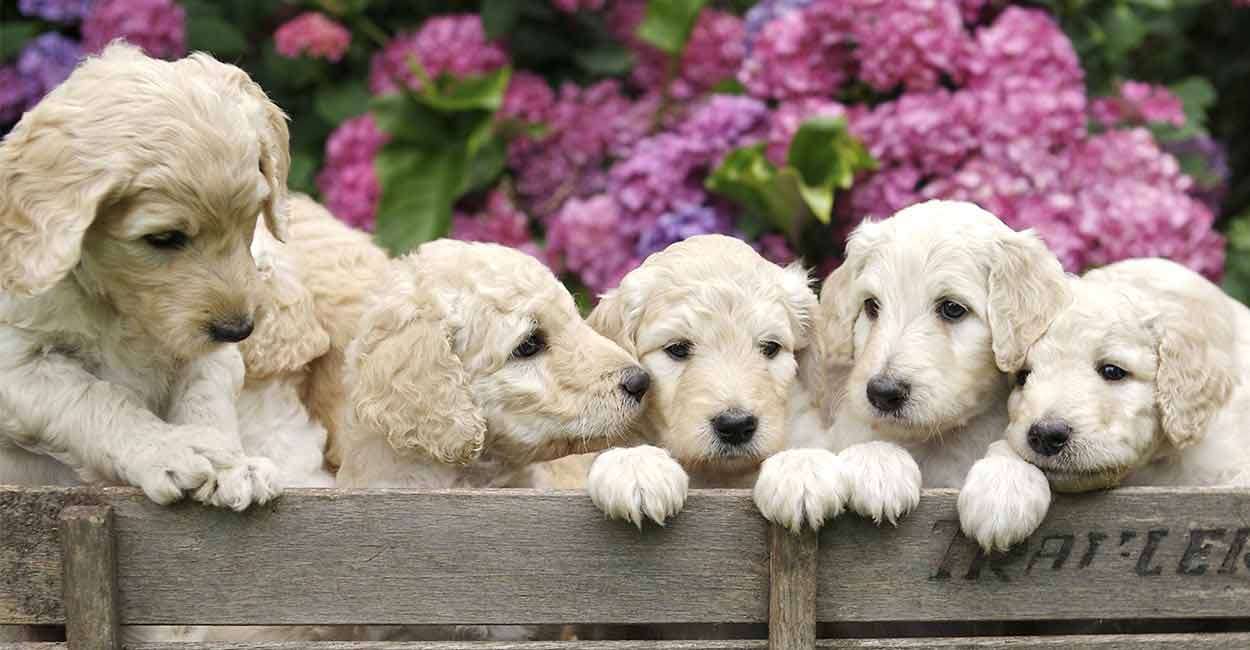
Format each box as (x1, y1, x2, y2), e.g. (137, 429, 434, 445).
(769, 526, 817, 650)
(59, 506, 119, 650)
(2, 488, 769, 626)
(0, 643, 66, 650)
(816, 488, 1250, 622)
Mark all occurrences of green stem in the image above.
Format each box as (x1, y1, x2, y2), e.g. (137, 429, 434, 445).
(355, 15, 390, 49)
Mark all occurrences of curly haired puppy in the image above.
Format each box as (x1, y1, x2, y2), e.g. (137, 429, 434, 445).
(755, 200, 1071, 532)
(0, 43, 290, 509)
(959, 258, 1250, 551)
(584, 235, 820, 527)
(335, 239, 650, 489)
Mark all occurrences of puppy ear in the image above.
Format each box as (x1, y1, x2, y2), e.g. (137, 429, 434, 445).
(347, 263, 485, 465)
(239, 219, 331, 378)
(588, 268, 651, 356)
(779, 261, 818, 349)
(1152, 311, 1235, 448)
(0, 99, 119, 296)
(986, 230, 1072, 372)
(816, 220, 880, 365)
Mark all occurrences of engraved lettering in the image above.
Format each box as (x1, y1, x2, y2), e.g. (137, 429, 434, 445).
(1135, 528, 1168, 576)
(1178, 529, 1226, 576)
(965, 543, 1027, 582)
(930, 520, 964, 581)
(1027, 534, 1075, 572)
(1078, 532, 1107, 568)
(1219, 527, 1249, 575)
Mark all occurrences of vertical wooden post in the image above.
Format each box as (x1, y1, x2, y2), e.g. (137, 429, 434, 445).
(59, 506, 120, 650)
(768, 524, 818, 650)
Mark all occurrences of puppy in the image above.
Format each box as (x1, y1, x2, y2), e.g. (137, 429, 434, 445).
(755, 200, 1071, 532)
(959, 258, 1250, 551)
(336, 239, 650, 488)
(0, 43, 290, 509)
(583, 234, 820, 526)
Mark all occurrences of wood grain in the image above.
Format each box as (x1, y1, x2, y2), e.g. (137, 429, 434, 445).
(816, 487, 1250, 621)
(58, 506, 118, 650)
(769, 526, 817, 650)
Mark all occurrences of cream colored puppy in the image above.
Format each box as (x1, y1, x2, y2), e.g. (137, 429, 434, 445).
(959, 258, 1250, 551)
(755, 200, 1071, 532)
(584, 235, 819, 526)
(0, 43, 290, 509)
(336, 239, 650, 488)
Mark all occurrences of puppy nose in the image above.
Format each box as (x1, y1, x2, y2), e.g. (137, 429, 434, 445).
(208, 317, 254, 343)
(711, 409, 758, 446)
(1027, 420, 1072, 456)
(866, 376, 910, 413)
(619, 367, 651, 402)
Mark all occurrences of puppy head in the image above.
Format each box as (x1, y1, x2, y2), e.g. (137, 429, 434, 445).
(0, 43, 290, 358)
(819, 200, 1070, 442)
(347, 241, 648, 467)
(1005, 264, 1236, 491)
(590, 235, 817, 474)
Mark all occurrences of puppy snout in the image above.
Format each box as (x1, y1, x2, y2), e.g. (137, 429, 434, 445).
(711, 408, 758, 446)
(866, 375, 910, 413)
(618, 367, 651, 402)
(208, 316, 255, 343)
(1027, 420, 1071, 457)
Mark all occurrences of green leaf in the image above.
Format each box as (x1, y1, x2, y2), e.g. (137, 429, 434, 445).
(637, 0, 709, 56)
(786, 117, 877, 223)
(288, 152, 318, 195)
(710, 77, 746, 95)
(482, 0, 523, 39)
(373, 145, 466, 256)
(705, 144, 807, 234)
(1222, 216, 1250, 306)
(314, 81, 372, 124)
(1102, 4, 1148, 58)
(462, 135, 508, 195)
(369, 93, 452, 147)
(574, 44, 636, 76)
(1168, 76, 1217, 130)
(0, 22, 40, 61)
(408, 61, 512, 113)
(186, 15, 247, 59)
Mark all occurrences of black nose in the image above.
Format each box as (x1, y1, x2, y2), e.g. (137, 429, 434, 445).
(1027, 420, 1072, 456)
(711, 409, 758, 446)
(619, 367, 650, 402)
(208, 317, 254, 343)
(866, 376, 910, 413)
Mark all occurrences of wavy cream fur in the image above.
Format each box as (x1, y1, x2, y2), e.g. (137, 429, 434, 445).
(0, 43, 291, 509)
(960, 258, 1250, 551)
(582, 235, 820, 526)
(756, 200, 1071, 532)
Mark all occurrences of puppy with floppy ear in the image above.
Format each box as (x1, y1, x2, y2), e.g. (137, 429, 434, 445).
(582, 235, 822, 527)
(0, 43, 288, 509)
(336, 239, 650, 489)
(755, 200, 1072, 533)
(959, 258, 1250, 551)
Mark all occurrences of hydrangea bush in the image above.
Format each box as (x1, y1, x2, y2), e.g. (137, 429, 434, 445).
(2, 0, 1247, 302)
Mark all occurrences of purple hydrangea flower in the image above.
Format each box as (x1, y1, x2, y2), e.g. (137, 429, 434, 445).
(546, 194, 640, 295)
(82, 0, 186, 59)
(635, 204, 734, 258)
(17, 33, 83, 96)
(18, 0, 91, 22)
(451, 191, 557, 271)
(0, 66, 39, 125)
(369, 14, 508, 95)
(743, 0, 812, 52)
(316, 114, 389, 231)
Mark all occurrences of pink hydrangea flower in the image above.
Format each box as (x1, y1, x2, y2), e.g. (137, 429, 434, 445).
(451, 191, 557, 271)
(739, 1, 853, 100)
(275, 12, 352, 63)
(1089, 81, 1186, 128)
(82, 0, 185, 59)
(552, 0, 607, 12)
(621, 8, 745, 99)
(316, 114, 389, 231)
(754, 233, 797, 265)
(500, 71, 555, 124)
(369, 14, 508, 95)
(546, 195, 640, 295)
(850, 0, 973, 92)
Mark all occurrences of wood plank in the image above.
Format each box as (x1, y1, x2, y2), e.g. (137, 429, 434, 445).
(768, 526, 817, 650)
(126, 642, 767, 650)
(0, 644, 66, 650)
(816, 488, 1250, 622)
(59, 506, 119, 650)
(0, 488, 769, 626)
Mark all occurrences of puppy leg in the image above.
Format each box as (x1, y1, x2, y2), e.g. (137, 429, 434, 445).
(958, 440, 1051, 552)
(840, 441, 921, 525)
(167, 346, 282, 509)
(587, 446, 688, 527)
(753, 449, 851, 532)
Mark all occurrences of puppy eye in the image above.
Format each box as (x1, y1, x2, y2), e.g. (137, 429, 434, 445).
(1098, 363, 1128, 381)
(664, 340, 693, 361)
(863, 298, 880, 320)
(512, 331, 546, 359)
(1015, 368, 1031, 387)
(760, 341, 781, 359)
(937, 300, 968, 322)
(143, 231, 190, 250)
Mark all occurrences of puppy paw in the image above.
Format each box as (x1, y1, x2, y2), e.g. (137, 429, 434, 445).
(753, 449, 851, 532)
(958, 453, 1051, 552)
(127, 442, 217, 506)
(840, 441, 921, 525)
(197, 456, 283, 511)
(125, 427, 282, 510)
(587, 446, 688, 527)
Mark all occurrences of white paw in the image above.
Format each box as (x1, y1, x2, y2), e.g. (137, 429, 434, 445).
(197, 456, 283, 511)
(753, 449, 851, 532)
(958, 454, 1051, 552)
(587, 446, 688, 527)
(125, 427, 282, 510)
(840, 441, 921, 525)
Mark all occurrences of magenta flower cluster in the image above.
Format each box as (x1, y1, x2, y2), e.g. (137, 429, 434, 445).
(275, 12, 352, 63)
(314, 1, 1227, 296)
(2, 0, 185, 126)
